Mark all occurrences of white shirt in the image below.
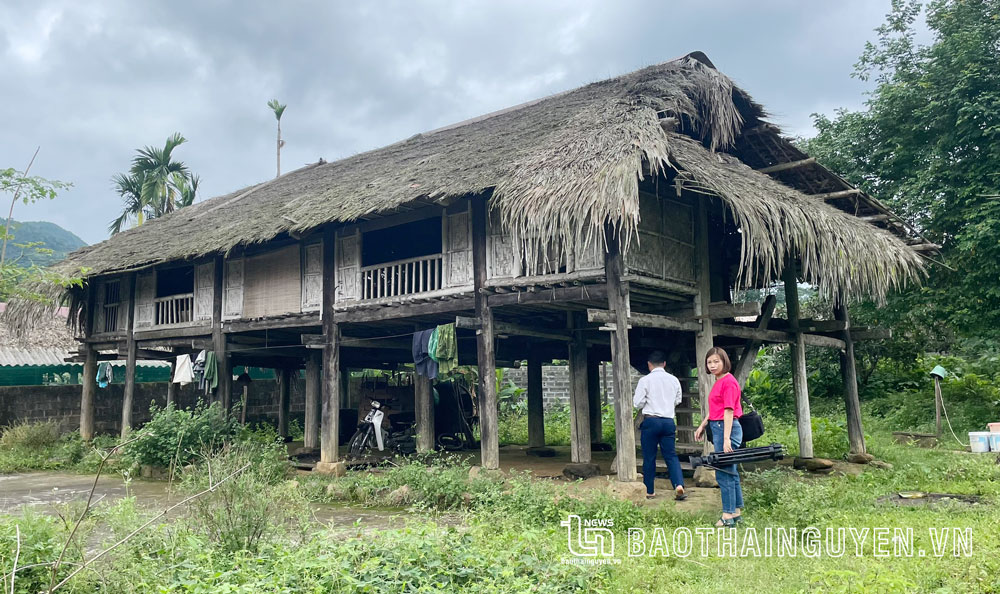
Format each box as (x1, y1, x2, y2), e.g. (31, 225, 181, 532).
(633, 367, 683, 419)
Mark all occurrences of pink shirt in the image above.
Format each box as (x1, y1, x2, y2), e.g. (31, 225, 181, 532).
(708, 373, 743, 420)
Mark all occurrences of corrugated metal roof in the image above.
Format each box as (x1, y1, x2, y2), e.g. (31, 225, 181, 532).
(0, 347, 72, 366)
(0, 347, 170, 368)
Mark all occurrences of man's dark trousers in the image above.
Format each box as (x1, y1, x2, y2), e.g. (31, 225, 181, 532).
(640, 416, 684, 495)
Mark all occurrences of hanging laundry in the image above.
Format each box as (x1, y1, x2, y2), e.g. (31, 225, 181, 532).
(173, 354, 194, 385)
(193, 350, 207, 390)
(204, 351, 219, 393)
(96, 362, 113, 388)
(412, 328, 438, 379)
(433, 323, 457, 376)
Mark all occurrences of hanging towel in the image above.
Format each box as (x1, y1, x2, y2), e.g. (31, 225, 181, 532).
(194, 350, 207, 390)
(434, 323, 457, 376)
(204, 351, 219, 392)
(96, 362, 113, 388)
(428, 327, 440, 362)
(173, 354, 194, 385)
(412, 328, 438, 379)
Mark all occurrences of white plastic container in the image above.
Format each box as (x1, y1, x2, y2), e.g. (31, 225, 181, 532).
(969, 432, 991, 453)
(989, 433, 1000, 452)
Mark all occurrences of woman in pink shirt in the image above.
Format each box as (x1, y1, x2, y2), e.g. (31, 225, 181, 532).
(694, 347, 744, 526)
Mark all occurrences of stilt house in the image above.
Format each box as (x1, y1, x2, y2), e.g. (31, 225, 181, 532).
(12, 52, 931, 479)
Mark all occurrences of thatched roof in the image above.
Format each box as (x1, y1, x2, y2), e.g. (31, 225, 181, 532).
(50, 51, 922, 303)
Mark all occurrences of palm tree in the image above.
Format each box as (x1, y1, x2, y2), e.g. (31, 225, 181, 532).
(133, 133, 190, 217)
(267, 99, 286, 177)
(108, 133, 199, 235)
(108, 171, 148, 235)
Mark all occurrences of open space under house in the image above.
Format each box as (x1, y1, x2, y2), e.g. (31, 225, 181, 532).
(8, 52, 934, 479)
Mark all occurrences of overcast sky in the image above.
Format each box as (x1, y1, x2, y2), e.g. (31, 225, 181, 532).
(1, 1, 925, 246)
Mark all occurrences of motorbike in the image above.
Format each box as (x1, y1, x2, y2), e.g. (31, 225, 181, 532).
(347, 398, 415, 458)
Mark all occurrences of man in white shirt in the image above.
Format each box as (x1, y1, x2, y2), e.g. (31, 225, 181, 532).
(633, 350, 686, 500)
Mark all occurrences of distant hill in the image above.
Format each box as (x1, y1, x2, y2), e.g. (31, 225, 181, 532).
(0, 219, 87, 268)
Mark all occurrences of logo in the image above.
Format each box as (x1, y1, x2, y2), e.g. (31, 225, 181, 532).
(560, 514, 615, 557)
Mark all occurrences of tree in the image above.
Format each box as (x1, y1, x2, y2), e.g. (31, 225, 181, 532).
(802, 0, 1000, 342)
(267, 99, 287, 177)
(109, 133, 198, 234)
(1, 150, 72, 270)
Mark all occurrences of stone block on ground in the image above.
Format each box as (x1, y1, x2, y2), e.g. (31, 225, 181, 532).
(869, 460, 894, 470)
(563, 463, 601, 481)
(847, 452, 875, 465)
(314, 461, 347, 477)
(693, 466, 717, 488)
(387, 485, 411, 506)
(525, 446, 557, 458)
(605, 480, 647, 504)
(794, 457, 835, 472)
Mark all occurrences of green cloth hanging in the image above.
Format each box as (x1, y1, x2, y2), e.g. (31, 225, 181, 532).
(204, 351, 219, 391)
(428, 327, 440, 363)
(434, 323, 457, 375)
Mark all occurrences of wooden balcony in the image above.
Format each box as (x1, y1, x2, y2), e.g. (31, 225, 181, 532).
(154, 293, 194, 326)
(360, 254, 443, 301)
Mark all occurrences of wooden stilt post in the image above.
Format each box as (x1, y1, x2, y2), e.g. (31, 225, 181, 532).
(121, 272, 137, 440)
(605, 224, 637, 482)
(587, 350, 603, 445)
(304, 351, 321, 450)
(414, 372, 435, 453)
(693, 200, 715, 455)
(212, 256, 231, 412)
(318, 227, 342, 469)
(80, 281, 97, 442)
(277, 368, 290, 438)
(834, 301, 866, 454)
(783, 261, 814, 458)
(526, 344, 545, 448)
(471, 196, 499, 470)
(166, 353, 177, 408)
(567, 312, 591, 464)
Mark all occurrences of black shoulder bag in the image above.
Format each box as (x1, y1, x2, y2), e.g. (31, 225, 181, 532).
(704, 386, 766, 448)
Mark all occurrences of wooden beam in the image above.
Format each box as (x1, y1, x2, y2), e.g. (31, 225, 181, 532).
(834, 302, 866, 455)
(587, 349, 603, 445)
(527, 344, 545, 448)
(132, 325, 211, 342)
(166, 353, 177, 408)
(414, 371, 435, 453)
(277, 368, 290, 438)
(472, 195, 499, 470)
(121, 272, 137, 440)
(332, 298, 475, 323)
(783, 263, 814, 458)
(605, 223, 637, 481)
(756, 157, 817, 174)
(665, 300, 762, 321)
(732, 294, 777, 386)
(909, 243, 941, 252)
(620, 274, 699, 296)
(135, 337, 213, 350)
(567, 312, 591, 464)
(456, 316, 573, 342)
(859, 214, 889, 224)
(487, 284, 607, 307)
(587, 309, 700, 332)
(320, 227, 341, 465)
(815, 189, 862, 201)
(692, 199, 715, 456)
(223, 314, 321, 333)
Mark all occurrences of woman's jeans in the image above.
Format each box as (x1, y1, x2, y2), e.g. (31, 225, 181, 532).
(710, 419, 744, 514)
(640, 416, 684, 495)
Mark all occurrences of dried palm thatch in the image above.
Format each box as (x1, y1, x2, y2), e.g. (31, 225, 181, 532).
(24, 52, 920, 327)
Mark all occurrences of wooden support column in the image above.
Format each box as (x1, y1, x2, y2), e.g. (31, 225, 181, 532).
(121, 272, 137, 440)
(587, 350, 603, 445)
(319, 227, 342, 465)
(277, 368, 290, 438)
(605, 224, 637, 481)
(212, 256, 232, 411)
(166, 354, 177, 408)
(567, 313, 591, 464)
(414, 372, 435, 453)
(692, 200, 715, 455)
(733, 295, 778, 386)
(526, 344, 545, 448)
(304, 351, 321, 450)
(471, 196, 499, 470)
(783, 262, 814, 458)
(834, 301, 866, 454)
(80, 281, 97, 441)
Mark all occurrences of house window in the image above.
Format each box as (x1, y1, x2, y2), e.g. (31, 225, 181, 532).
(103, 280, 120, 333)
(361, 217, 442, 267)
(360, 217, 444, 299)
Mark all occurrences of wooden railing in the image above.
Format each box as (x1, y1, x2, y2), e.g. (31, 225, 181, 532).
(360, 254, 443, 300)
(154, 293, 194, 326)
